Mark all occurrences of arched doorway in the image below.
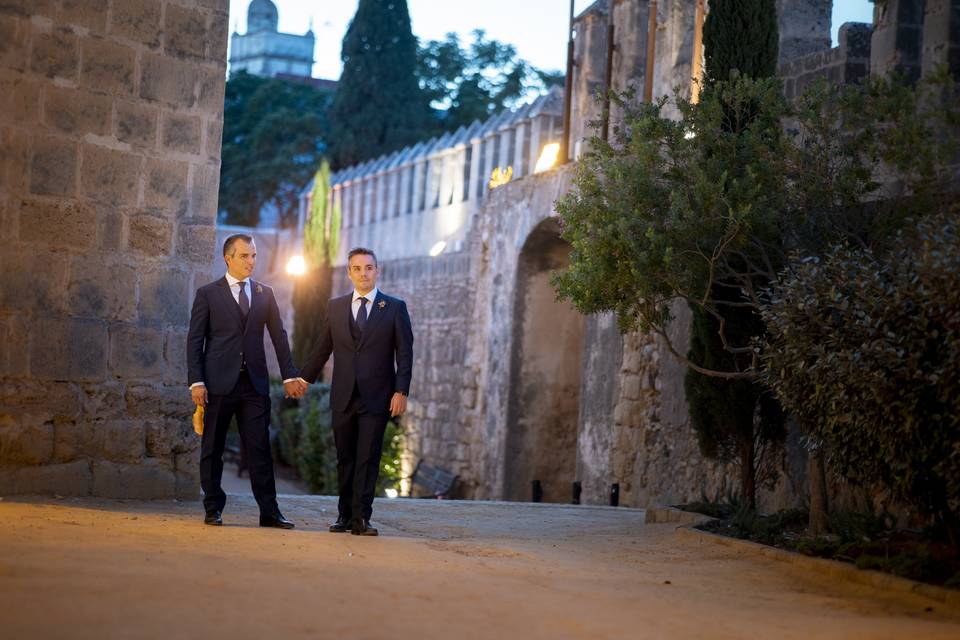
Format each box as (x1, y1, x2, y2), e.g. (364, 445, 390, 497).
(503, 218, 585, 502)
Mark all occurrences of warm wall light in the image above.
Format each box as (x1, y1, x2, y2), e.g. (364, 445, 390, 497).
(429, 241, 447, 257)
(286, 255, 307, 275)
(534, 142, 560, 173)
(488, 166, 513, 189)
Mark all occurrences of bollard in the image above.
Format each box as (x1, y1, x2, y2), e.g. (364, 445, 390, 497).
(610, 483, 619, 507)
(572, 481, 582, 505)
(532, 479, 543, 503)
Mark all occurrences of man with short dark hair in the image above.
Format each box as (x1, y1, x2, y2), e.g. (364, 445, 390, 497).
(187, 234, 305, 528)
(299, 247, 414, 536)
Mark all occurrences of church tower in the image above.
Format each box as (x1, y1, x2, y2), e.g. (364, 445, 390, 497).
(228, 0, 316, 79)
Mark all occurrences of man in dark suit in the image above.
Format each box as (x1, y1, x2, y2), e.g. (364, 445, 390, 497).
(299, 247, 414, 536)
(187, 234, 305, 528)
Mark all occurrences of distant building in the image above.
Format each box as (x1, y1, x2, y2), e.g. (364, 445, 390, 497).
(229, 0, 317, 81)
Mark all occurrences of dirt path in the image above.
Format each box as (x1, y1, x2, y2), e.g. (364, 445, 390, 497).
(0, 495, 957, 639)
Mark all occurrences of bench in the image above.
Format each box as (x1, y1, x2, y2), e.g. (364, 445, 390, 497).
(409, 460, 458, 499)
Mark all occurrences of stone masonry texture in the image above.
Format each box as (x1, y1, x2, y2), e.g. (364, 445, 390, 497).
(0, 0, 229, 499)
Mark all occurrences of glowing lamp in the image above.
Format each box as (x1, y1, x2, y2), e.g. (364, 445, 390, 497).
(429, 241, 447, 257)
(286, 255, 307, 276)
(534, 142, 560, 173)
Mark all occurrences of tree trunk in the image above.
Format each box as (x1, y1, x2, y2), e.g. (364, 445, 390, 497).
(808, 450, 829, 536)
(740, 441, 757, 511)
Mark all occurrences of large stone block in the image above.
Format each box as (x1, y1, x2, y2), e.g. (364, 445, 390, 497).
(0, 379, 83, 420)
(146, 417, 195, 458)
(6, 460, 93, 496)
(164, 3, 207, 59)
(116, 100, 158, 150)
(80, 144, 141, 205)
(59, 0, 108, 33)
(0, 14, 29, 72)
(92, 459, 176, 499)
(161, 113, 201, 155)
(29, 135, 78, 197)
(97, 206, 124, 251)
(196, 65, 225, 111)
(0, 126, 31, 195)
(43, 86, 112, 137)
(80, 37, 136, 96)
(0, 313, 29, 376)
(128, 212, 172, 256)
(0, 0, 56, 16)
(188, 162, 220, 222)
(66, 257, 137, 321)
(0, 246, 68, 313)
(176, 222, 215, 264)
(164, 329, 188, 385)
(144, 157, 188, 210)
(140, 53, 196, 107)
(207, 11, 229, 63)
(18, 197, 94, 248)
(205, 118, 223, 160)
(90, 420, 146, 462)
(80, 381, 126, 420)
(0, 414, 53, 465)
(52, 420, 86, 462)
(138, 269, 190, 325)
(0, 71, 41, 124)
(110, 0, 162, 47)
(30, 28, 78, 80)
(109, 324, 164, 378)
(29, 317, 108, 382)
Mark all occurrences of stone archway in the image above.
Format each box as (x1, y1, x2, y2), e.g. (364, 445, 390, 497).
(503, 218, 585, 503)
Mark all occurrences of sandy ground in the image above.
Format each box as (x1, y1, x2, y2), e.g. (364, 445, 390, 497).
(0, 495, 958, 640)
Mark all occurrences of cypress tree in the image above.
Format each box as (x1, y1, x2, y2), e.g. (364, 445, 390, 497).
(685, 0, 783, 510)
(327, 0, 431, 169)
(702, 0, 779, 83)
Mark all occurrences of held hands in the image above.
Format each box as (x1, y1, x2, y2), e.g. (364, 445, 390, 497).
(390, 392, 407, 417)
(284, 378, 308, 399)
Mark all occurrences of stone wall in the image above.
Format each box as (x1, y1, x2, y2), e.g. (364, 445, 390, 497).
(0, 0, 228, 498)
(780, 22, 873, 101)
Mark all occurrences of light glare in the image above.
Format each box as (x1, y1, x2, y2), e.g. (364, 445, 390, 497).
(534, 143, 560, 173)
(286, 255, 307, 276)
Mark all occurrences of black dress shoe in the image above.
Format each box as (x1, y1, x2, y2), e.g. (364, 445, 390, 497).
(329, 517, 351, 533)
(204, 511, 222, 526)
(259, 513, 295, 529)
(351, 518, 378, 536)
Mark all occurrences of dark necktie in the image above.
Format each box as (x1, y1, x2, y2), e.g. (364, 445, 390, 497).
(357, 296, 368, 331)
(238, 281, 250, 317)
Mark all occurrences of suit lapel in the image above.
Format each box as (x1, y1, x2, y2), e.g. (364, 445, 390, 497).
(244, 279, 261, 335)
(217, 277, 243, 328)
(359, 291, 387, 347)
(338, 293, 353, 339)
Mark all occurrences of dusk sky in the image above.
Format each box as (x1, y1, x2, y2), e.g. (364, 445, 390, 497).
(227, 0, 875, 81)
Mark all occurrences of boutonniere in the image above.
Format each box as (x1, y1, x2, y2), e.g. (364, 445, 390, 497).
(256, 284, 263, 294)
(378, 300, 386, 309)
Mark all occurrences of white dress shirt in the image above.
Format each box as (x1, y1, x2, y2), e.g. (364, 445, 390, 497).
(225, 271, 251, 305)
(352, 287, 379, 321)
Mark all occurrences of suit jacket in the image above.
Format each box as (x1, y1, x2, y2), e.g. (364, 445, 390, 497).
(300, 290, 414, 414)
(186, 277, 298, 397)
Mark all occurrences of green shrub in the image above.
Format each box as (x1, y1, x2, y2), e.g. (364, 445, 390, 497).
(762, 211, 960, 543)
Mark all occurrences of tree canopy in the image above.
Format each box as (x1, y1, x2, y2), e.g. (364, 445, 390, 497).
(418, 29, 563, 133)
(326, 0, 432, 169)
(219, 72, 332, 227)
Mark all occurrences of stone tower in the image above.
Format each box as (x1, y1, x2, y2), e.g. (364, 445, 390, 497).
(229, 0, 316, 79)
(0, 0, 229, 499)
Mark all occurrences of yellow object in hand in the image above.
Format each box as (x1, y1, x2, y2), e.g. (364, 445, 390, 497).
(192, 404, 204, 435)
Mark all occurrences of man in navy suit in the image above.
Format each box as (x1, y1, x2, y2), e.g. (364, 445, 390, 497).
(299, 247, 414, 536)
(187, 234, 305, 528)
